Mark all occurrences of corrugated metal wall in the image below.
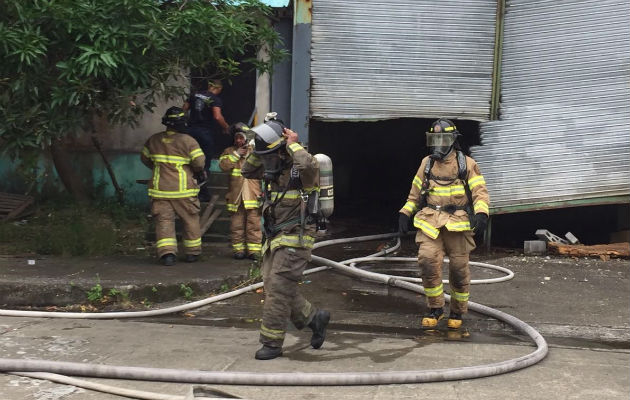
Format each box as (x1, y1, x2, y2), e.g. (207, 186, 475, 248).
(311, 0, 498, 121)
(473, 0, 630, 212)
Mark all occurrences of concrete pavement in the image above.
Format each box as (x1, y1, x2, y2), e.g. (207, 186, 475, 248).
(0, 232, 628, 399)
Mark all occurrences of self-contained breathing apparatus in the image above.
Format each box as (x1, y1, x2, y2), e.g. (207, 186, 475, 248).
(250, 113, 334, 239)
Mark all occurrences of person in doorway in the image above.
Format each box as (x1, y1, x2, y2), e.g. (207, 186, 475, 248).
(218, 123, 263, 260)
(398, 118, 490, 329)
(140, 106, 206, 266)
(183, 79, 230, 200)
(241, 114, 330, 360)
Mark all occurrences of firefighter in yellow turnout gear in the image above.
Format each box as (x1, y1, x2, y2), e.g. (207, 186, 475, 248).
(218, 123, 263, 259)
(399, 118, 490, 329)
(141, 106, 206, 266)
(242, 115, 330, 360)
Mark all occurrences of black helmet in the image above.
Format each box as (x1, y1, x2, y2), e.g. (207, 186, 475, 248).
(426, 118, 459, 160)
(230, 122, 251, 143)
(162, 106, 186, 130)
(251, 119, 286, 155)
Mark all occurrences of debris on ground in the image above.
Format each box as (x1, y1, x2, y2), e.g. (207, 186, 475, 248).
(0, 192, 34, 221)
(548, 242, 630, 259)
(535, 229, 569, 244)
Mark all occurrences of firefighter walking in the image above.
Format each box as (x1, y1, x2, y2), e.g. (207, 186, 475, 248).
(242, 114, 330, 360)
(141, 106, 206, 266)
(218, 123, 262, 260)
(398, 118, 490, 329)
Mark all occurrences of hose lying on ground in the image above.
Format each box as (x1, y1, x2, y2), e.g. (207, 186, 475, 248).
(0, 232, 548, 389)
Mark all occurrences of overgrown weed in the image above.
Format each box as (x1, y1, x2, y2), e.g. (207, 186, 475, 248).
(0, 197, 148, 256)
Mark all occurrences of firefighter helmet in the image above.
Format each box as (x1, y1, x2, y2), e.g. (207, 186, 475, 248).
(230, 122, 251, 140)
(427, 118, 459, 160)
(251, 119, 286, 155)
(161, 106, 186, 130)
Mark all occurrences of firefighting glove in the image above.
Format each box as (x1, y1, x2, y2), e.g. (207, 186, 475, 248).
(194, 171, 208, 185)
(473, 213, 488, 240)
(398, 213, 410, 236)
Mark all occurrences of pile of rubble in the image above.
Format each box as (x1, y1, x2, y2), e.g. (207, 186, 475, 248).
(524, 229, 629, 260)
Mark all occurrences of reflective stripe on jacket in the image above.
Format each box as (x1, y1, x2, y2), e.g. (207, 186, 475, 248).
(140, 130, 205, 199)
(399, 151, 490, 239)
(241, 142, 319, 253)
(219, 145, 262, 212)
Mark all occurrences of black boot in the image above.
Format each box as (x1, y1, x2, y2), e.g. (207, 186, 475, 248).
(185, 254, 199, 263)
(254, 345, 282, 360)
(160, 253, 176, 266)
(308, 310, 330, 349)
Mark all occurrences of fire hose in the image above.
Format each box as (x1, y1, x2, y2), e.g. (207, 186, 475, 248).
(0, 232, 547, 397)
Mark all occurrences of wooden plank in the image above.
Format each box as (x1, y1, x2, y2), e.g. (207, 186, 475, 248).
(548, 242, 630, 258)
(199, 194, 219, 226)
(200, 209, 223, 236)
(0, 192, 31, 201)
(0, 193, 34, 221)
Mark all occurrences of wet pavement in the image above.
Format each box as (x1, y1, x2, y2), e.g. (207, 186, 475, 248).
(0, 221, 629, 399)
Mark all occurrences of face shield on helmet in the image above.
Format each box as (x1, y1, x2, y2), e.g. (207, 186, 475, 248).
(251, 120, 286, 155)
(250, 117, 288, 181)
(426, 118, 458, 160)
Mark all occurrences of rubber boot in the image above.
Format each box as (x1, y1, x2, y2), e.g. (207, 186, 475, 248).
(447, 312, 463, 329)
(308, 310, 330, 349)
(421, 307, 444, 328)
(233, 252, 246, 260)
(185, 254, 199, 263)
(254, 345, 282, 360)
(160, 253, 176, 266)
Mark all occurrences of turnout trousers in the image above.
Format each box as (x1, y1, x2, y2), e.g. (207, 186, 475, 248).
(230, 203, 262, 256)
(259, 246, 316, 347)
(417, 227, 476, 314)
(151, 197, 202, 258)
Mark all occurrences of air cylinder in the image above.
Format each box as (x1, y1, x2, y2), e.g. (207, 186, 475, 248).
(314, 154, 334, 218)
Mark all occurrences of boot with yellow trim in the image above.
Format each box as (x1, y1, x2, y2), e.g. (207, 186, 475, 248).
(447, 312, 463, 329)
(421, 307, 444, 328)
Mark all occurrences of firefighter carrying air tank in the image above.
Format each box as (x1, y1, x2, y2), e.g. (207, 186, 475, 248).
(242, 113, 332, 360)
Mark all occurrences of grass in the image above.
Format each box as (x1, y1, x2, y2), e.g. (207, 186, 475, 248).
(0, 197, 149, 256)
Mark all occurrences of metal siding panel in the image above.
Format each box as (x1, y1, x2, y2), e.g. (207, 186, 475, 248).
(474, 0, 630, 211)
(311, 0, 497, 121)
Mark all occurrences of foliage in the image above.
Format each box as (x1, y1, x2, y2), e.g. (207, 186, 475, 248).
(180, 283, 194, 299)
(248, 264, 261, 280)
(0, 0, 285, 158)
(87, 283, 103, 303)
(0, 199, 149, 256)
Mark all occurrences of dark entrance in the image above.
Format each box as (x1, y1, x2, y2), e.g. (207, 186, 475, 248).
(309, 118, 481, 226)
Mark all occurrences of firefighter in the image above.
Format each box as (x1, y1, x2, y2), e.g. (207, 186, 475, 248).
(140, 106, 206, 266)
(398, 118, 490, 329)
(242, 115, 330, 360)
(218, 123, 262, 260)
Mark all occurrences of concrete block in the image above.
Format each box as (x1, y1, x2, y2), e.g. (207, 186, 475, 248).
(524, 240, 547, 255)
(565, 231, 580, 245)
(535, 229, 569, 244)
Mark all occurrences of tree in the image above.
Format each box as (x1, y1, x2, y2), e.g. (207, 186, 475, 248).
(0, 0, 285, 200)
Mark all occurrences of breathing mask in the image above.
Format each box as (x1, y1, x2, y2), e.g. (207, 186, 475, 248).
(426, 118, 459, 160)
